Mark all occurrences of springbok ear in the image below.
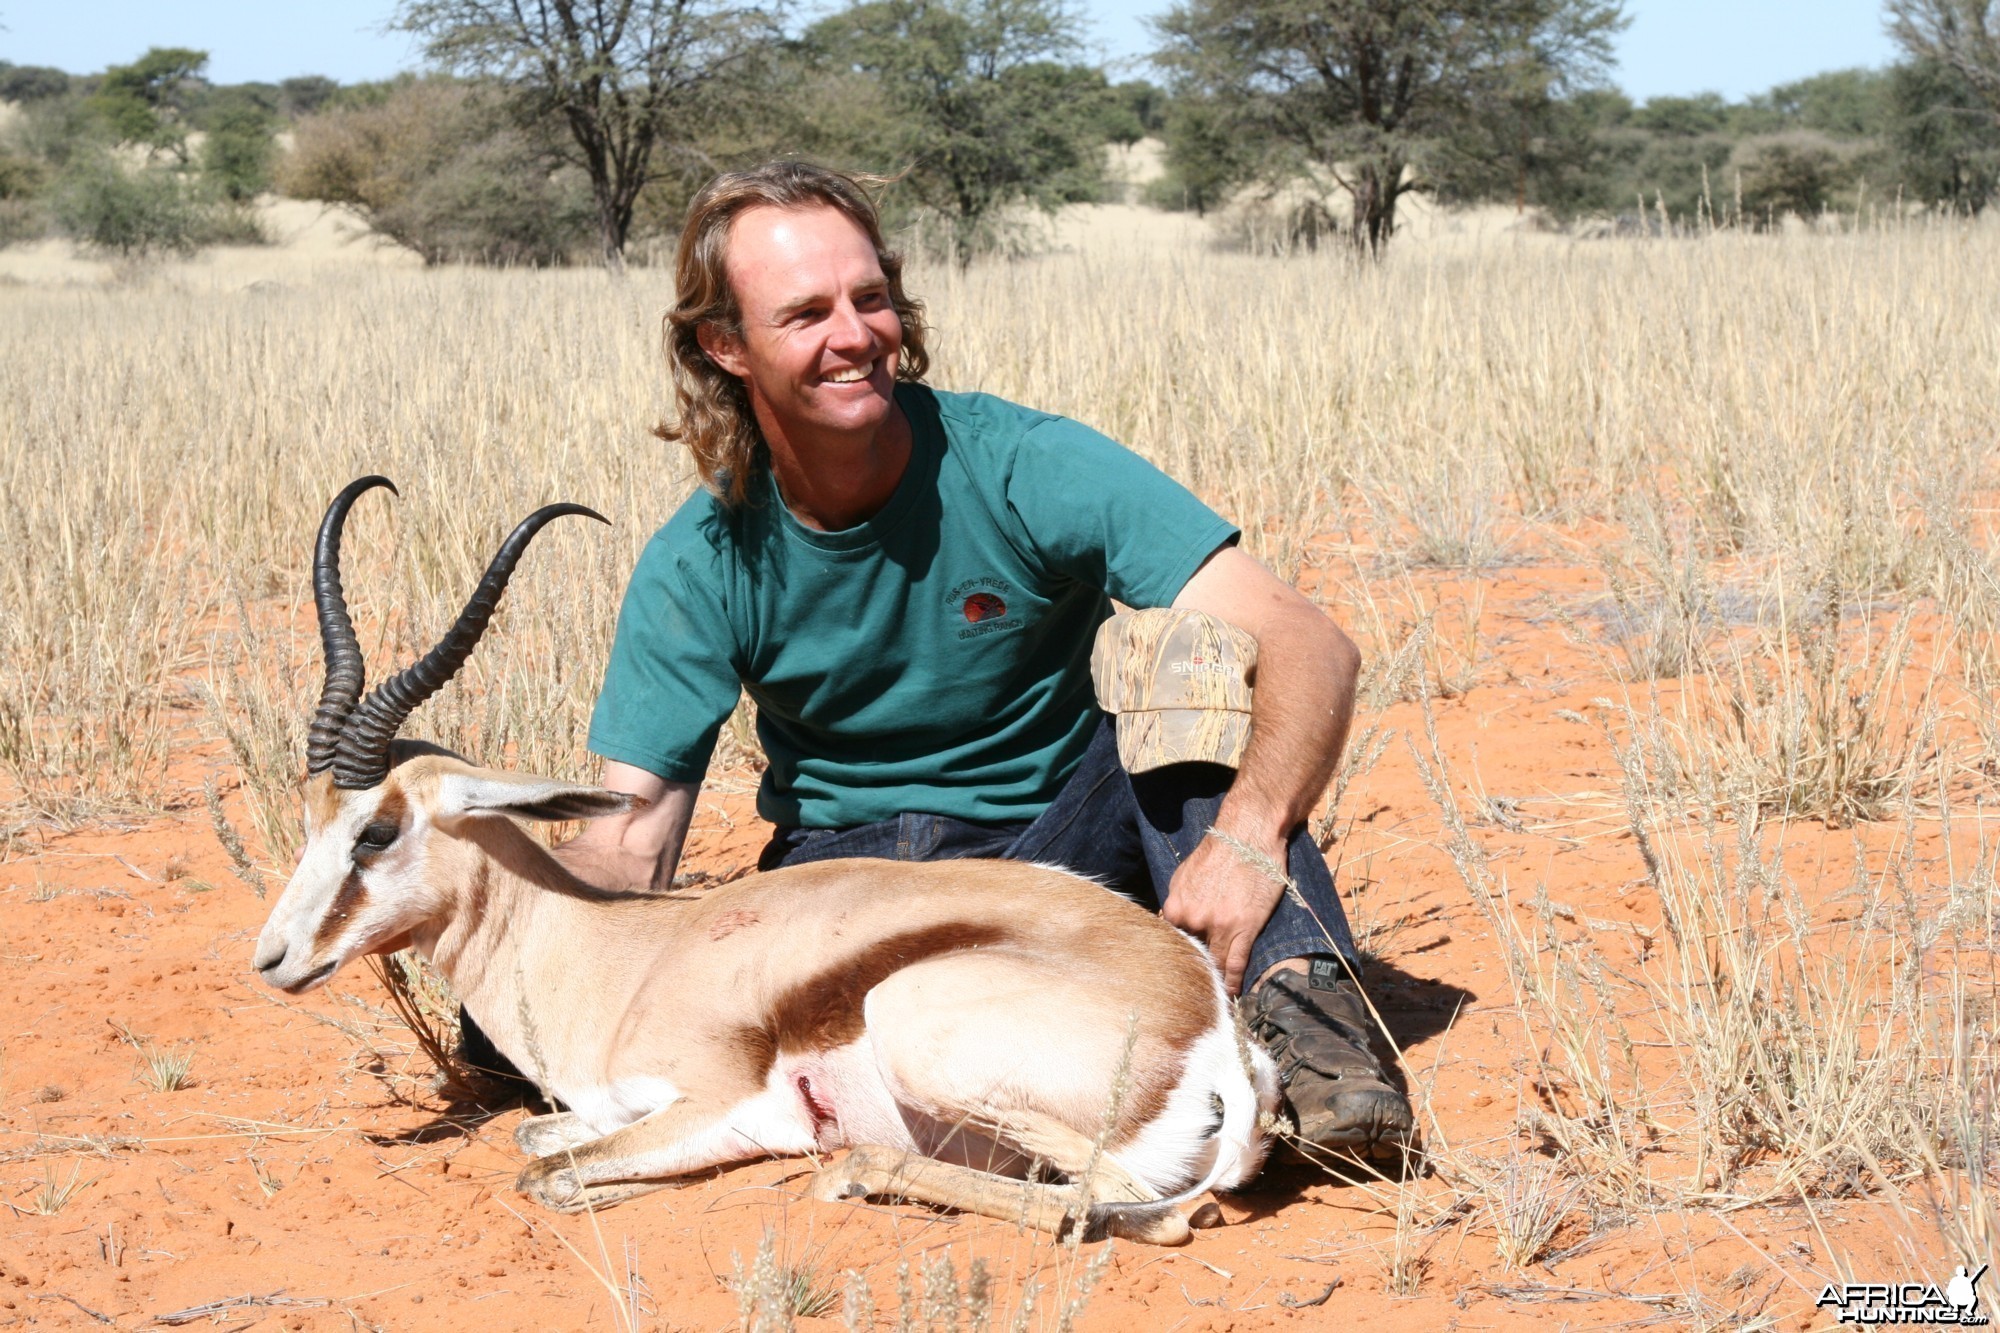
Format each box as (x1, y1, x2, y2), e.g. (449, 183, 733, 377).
(434, 771, 643, 824)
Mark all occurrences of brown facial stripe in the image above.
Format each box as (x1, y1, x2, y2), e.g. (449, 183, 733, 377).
(371, 785, 408, 832)
(764, 923, 1011, 1057)
(312, 869, 368, 953)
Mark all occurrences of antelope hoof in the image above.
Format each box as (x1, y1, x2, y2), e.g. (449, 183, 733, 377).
(516, 1112, 591, 1158)
(518, 1159, 585, 1209)
(517, 1161, 662, 1214)
(1080, 1203, 1192, 1246)
(1109, 1208, 1192, 1247)
(808, 1164, 870, 1203)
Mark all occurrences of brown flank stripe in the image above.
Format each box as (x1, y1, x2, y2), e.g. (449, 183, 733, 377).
(763, 922, 1012, 1057)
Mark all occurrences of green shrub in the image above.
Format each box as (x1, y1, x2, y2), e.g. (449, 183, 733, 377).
(1888, 58, 2000, 213)
(278, 76, 339, 118)
(48, 152, 261, 256)
(0, 198, 45, 246)
(1745, 68, 1893, 139)
(0, 64, 74, 104)
(1629, 93, 1732, 138)
(0, 151, 50, 246)
(199, 95, 276, 201)
(7, 95, 107, 171)
(1733, 133, 1856, 222)
(1150, 95, 1253, 215)
(278, 78, 590, 265)
(0, 152, 48, 202)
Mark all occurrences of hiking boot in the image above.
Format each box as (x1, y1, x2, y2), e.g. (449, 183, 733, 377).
(1239, 964, 1414, 1158)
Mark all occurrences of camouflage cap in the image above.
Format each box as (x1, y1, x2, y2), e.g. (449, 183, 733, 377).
(1090, 609, 1257, 773)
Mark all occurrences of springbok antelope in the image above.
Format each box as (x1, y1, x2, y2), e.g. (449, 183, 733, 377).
(253, 477, 1281, 1243)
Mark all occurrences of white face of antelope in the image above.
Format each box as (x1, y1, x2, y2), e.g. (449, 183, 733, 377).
(252, 757, 636, 994)
(253, 768, 442, 994)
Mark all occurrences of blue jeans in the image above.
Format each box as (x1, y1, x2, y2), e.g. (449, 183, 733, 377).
(757, 714, 1360, 989)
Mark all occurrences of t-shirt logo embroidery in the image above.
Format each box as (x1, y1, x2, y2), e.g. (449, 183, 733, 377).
(948, 577, 1019, 640)
(962, 592, 1008, 623)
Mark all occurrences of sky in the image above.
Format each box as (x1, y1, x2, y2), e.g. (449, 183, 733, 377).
(1, 1, 1905, 104)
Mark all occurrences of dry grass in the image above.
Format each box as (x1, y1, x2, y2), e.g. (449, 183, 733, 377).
(5, 205, 2000, 1316)
(734, 1229, 842, 1329)
(111, 1021, 196, 1093)
(364, 950, 467, 1090)
(134, 1044, 195, 1093)
(1408, 669, 1996, 1257)
(2, 217, 1996, 821)
(30, 1161, 96, 1216)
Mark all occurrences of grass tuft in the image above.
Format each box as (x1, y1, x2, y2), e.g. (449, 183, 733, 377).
(33, 1161, 97, 1215)
(1488, 1154, 1581, 1271)
(136, 1044, 194, 1093)
(735, 1228, 839, 1329)
(112, 1021, 195, 1093)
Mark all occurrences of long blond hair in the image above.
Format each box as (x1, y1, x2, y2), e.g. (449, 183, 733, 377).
(658, 162, 931, 505)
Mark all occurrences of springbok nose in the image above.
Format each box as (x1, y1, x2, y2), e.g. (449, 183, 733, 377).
(253, 941, 288, 975)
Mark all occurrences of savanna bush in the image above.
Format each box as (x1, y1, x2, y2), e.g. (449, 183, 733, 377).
(199, 93, 278, 202)
(0, 151, 49, 245)
(51, 154, 207, 256)
(278, 78, 592, 266)
(1732, 132, 1858, 222)
(0, 63, 73, 104)
(49, 151, 263, 256)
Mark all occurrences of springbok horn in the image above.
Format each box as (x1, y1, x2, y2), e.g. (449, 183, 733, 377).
(306, 476, 398, 778)
(329, 502, 608, 790)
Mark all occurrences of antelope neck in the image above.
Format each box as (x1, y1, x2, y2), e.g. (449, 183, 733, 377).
(413, 820, 690, 1094)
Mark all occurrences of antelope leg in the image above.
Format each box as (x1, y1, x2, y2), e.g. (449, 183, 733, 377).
(539, 1179, 670, 1211)
(516, 1092, 812, 1213)
(810, 1145, 1193, 1246)
(928, 1108, 1198, 1245)
(515, 1111, 597, 1158)
(811, 1145, 1077, 1234)
(961, 1109, 1163, 1204)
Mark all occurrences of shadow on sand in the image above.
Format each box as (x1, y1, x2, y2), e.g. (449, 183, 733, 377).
(1223, 954, 1478, 1218)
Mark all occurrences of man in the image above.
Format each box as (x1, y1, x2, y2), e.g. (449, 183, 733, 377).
(556, 161, 1412, 1158)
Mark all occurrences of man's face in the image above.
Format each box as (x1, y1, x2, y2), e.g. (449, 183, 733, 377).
(703, 204, 903, 445)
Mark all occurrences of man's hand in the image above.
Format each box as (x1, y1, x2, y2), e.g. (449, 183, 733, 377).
(1162, 824, 1291, 995)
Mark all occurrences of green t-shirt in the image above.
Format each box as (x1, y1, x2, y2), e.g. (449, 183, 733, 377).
(587, 384, 1239, 827)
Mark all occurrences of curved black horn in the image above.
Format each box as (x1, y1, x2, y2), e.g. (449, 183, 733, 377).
(330, 502, 608, 790)
(306, 476, 397, 777)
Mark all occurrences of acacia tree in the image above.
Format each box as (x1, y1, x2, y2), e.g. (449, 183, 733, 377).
(90, 47, 210, 164)
(807, 0, 1112, 267)
(397, 0, 784, 264)
(1152, 0, 1624, 253)
(1889, 1, 2000, 118)
(1889, 55, 2000, 210)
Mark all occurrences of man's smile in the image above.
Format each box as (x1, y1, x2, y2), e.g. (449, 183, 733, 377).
(823, 359, 876, 384)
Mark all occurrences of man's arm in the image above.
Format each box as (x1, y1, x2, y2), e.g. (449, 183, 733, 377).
(552, 760, 700, 893)
(1163, 545, 1362, 993)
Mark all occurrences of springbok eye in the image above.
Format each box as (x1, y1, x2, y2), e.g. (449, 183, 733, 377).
(355, 821, 400, 852)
